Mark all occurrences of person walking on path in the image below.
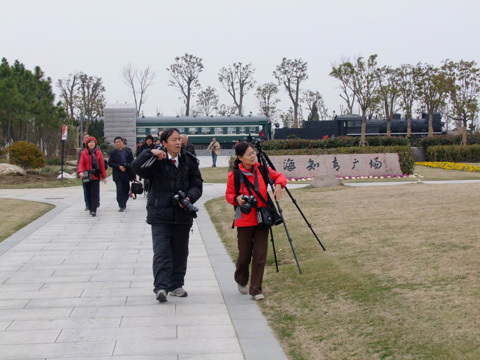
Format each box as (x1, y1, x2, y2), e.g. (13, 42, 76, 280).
(131, 128, 203, 303)
(206, 137, 220, 167)
(225, 142, 286, 301)
(77, 133, 90, 211)
(109, 136, 135, 212)
(78, 136, 107, 217)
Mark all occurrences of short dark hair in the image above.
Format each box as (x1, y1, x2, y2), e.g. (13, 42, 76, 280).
(160, 128, 180, 143)
(114, 136, 124, 143)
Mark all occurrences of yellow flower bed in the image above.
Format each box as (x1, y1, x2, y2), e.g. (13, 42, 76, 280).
(415, 162, 480, 173)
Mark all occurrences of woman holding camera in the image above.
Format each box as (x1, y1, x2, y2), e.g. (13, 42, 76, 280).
(78, 136, 107, 217)
(225, 142, 286, 301)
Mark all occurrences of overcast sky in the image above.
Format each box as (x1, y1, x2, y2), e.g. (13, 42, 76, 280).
(1, 0, 479, 119)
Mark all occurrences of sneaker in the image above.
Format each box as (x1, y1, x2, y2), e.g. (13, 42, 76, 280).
(85, 207, 89, 211)
(251, 294, 265, 301)
(156, 289, 167, 302)
(119, 208, 125, 212)
(91, 212, 96, 217)
(237, 284, 248, 295)
(169, 288, 188, 297)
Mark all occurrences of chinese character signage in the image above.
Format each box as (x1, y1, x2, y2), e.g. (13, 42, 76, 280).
(270, 154, 402, 178)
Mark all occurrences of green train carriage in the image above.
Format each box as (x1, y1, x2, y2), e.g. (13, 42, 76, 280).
(136, 115, 271, 147)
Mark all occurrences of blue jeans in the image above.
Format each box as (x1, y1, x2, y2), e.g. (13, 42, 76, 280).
(211, 152, 217, 167)
(151, 224, 191, 293)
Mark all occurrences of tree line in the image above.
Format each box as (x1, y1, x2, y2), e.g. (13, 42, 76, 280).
(1, 53, 478, 153)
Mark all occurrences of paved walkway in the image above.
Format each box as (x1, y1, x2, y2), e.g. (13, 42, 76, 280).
(0, 156, 288, 359)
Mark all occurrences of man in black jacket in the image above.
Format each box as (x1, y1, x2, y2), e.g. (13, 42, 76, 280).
(131, 128, 203, 303)
(109, 137, 135, 212)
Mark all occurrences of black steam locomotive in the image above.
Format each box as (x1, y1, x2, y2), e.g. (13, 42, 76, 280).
(274, 113, 443, 140)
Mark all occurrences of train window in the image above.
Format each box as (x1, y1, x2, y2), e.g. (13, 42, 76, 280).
(201, 127, 210, 134)
(214, 127, 222, 134)
(227, 127, 236, 134)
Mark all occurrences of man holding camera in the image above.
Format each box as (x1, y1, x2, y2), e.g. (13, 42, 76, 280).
(131, 128, 203, 303)
(109, 136, 135, 212)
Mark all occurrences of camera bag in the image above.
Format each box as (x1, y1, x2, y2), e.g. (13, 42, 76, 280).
(130, 180, 144, 199)
(82, 170, 92, 183)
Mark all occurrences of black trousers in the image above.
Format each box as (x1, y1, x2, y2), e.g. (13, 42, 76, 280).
(151, 224, 191, 294)
(115, 173, 130, 208)
(85, 180, 100, 212)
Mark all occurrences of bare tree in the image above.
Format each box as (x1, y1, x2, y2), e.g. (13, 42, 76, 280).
(78, 73, 106, 135)
(376, 66, 400, 136)
(415, 62, 449, 137)
(196, 86, 219, 116)
(397, 64, 418, 137)
(218, 62, 256, 115)
(121, 63, 156, 117)
(443, 59, 480, 144)
(340, 55, 381, 145)
(57, 72, 80, 122)
(273, 58, 308, 128)
(330, 59, 356, 115)
(167, 53, 204, 116)
(302, 90, 329, 121)
(255, 83, 280, 122)
(216, 104, 237, 116)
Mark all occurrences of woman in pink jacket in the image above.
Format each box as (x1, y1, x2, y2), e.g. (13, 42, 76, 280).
(225, 142, 286, 300)
(78, 136, 107, 217)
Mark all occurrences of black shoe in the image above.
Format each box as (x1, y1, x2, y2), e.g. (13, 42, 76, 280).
(156, 290, 167, 302)
(91, 211, 96, 217)
(85, 207, 89, 211)
(119, 208, 125, 212)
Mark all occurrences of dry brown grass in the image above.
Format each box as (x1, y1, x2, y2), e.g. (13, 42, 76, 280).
(205, 182, 480, 360)
(0, 199, 54, 242)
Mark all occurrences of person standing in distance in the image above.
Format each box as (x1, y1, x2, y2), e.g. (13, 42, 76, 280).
(109, 136, 135, 212)
(206, 137, 220, 167)
(131, 128, 203, 303)
(181, 134, 196, 155)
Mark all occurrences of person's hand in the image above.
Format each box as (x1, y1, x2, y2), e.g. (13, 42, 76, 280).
(79, 172, 84, 178)
(236, 195, 246, 205)
(102, 178, 107, 184)
(119, 166, 126, 172)
(274, 184, 283, 201)
(151, 149, 167, 160)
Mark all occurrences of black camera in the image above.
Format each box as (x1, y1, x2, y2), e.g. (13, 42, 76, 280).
(240, 195, 257, 214)
(141, 144, 166, 170)
(172, 190, 199, 218)
(123, 163, 130, 168)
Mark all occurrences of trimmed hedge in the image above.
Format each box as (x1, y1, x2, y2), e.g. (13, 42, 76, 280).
(263, 136, 409, 150)
(418, 134, 480, 149)
(426, 145, 480, 162)
(263, 146, 414, 174)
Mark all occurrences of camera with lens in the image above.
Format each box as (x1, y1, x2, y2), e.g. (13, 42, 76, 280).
(172, 190, 199, 218)
(239, 195, 257, 214)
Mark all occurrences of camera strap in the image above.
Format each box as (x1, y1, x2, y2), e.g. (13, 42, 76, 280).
(238, 169, 268, 207)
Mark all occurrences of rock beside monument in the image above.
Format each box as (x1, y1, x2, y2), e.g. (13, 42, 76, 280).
(0, 163, 27, 176)
(310, 175, 341, 188)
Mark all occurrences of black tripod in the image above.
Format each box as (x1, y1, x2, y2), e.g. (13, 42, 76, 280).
(255, 140, 326, 275)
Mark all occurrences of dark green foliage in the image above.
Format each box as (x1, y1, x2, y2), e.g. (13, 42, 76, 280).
(263, 136, 409, 150)
(5, 141, 46, 169)
(426, 145, 480, 162)
(0, 58, 66, 154)
(418, 134, 480, 150)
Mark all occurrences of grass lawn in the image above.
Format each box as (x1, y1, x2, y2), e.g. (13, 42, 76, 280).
(0, 199, 54, 242)
(204, 167, 480, 359)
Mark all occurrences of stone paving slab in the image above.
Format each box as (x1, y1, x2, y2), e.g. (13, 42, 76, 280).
(0, 156, 288, 359)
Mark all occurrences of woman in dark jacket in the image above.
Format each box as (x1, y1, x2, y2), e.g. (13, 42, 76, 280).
(225, 142, 286, 300)
(131, 128, 203, 302)
(78, 136, 107, 217)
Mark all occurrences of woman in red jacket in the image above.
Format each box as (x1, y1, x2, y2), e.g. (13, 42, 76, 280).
(225, 142, 286, 300)
(78, 136, 107, 217)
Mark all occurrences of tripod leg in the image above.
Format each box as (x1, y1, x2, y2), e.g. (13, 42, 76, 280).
(269, 227, 279, 273)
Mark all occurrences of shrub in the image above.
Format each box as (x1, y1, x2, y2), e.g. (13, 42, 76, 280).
(426, 145, 480, 162)
(5, 141, 46, 169)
